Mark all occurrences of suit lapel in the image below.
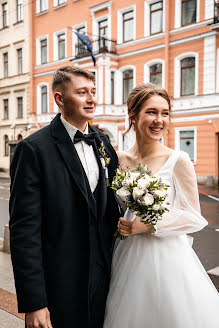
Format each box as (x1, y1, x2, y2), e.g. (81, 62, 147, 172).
(50, 114, 96, 218)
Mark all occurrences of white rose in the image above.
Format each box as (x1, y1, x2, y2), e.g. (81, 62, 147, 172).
(132, 187, 145, 200)
(100, 157, 105, 169)
(155, 189, 167, 198)
(116, 187, 131, 202)
(160, 198, 170, 210)
(152, 204, 160, 211)
(142, 193, 154, 206)
(130, 172, 141, 180)
(137, 176, 151, 189)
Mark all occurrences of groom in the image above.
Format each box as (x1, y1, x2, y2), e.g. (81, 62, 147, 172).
(9, 66, 120, 328)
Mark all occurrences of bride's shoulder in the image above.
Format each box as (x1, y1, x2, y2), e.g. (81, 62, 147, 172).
(116, 150, 132, 161)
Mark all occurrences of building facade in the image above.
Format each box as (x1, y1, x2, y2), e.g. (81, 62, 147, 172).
(1, 0, 218, 184)
(0, 0, 30, 169)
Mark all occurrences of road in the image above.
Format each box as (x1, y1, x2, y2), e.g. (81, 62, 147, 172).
(0, 178, 219, 272)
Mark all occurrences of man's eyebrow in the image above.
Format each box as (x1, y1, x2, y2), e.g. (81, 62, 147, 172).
(76, 87, 96, 91)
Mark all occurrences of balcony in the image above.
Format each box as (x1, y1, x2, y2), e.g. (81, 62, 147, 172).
(74, 37, 116, 60)
(214, 0, 219, 23)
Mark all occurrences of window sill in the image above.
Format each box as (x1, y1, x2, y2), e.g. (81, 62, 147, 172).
(13, 20, 24, 26)
(53, 2, 67, 10)
(0, 26, 9, 31)
(36, 10, 48, 16)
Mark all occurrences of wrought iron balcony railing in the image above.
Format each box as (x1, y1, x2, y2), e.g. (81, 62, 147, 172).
(214, 0, 219, 23)
(74, 37, 116, 60)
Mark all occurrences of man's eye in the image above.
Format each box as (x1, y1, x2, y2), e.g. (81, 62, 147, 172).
(79, 91, 85, 94)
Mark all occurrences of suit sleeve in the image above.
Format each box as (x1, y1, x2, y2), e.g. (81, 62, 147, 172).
(9, 140, 48, 313)
(154, 152, 208, 237)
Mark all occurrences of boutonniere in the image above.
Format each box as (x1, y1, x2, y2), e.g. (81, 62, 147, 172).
(98, 142, 111, 187)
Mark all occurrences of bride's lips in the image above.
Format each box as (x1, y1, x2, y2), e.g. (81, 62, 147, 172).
(149, 127, 163, 133)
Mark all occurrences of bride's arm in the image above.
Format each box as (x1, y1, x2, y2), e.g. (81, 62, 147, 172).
(154, 152, 207, 237)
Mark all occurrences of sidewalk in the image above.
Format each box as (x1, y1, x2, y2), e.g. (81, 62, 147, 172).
(0, 252, 24, 327)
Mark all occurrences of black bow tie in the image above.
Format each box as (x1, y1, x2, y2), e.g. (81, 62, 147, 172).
(73, 130, 97, 146)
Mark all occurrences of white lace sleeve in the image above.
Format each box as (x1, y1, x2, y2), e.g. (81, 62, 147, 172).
(154, 152, 208, 237)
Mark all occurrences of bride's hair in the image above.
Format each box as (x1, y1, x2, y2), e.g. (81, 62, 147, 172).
(125, 82, 171, 134)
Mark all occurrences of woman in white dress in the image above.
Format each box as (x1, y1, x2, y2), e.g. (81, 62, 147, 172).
(104, 83, 219, 328)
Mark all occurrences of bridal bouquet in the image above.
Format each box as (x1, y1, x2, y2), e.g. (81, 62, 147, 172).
(112, 164, 170, 239)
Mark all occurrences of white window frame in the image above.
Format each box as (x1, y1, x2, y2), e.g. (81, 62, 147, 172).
(53, 29, 67, 61)
(36, 0, 48, 14)
(72, 22, 87, 58)
(36, 35, 49, 65)
(37, 83, 49, 114)
(2, 2, 8, 27)
(16, 0, 23, 22)
(118, 65, 136, 105)
(92, 15, 111, 53)
(108, 68, 116, 105)
(174, 52, 198, 98)
(144, 59, 165, 87)
(117, 5, 136, 45)
(54, 0, 66, 8)
(175, 0, 200, 29)
(144, 0, 165, 37)
(175, 126, 197, 163)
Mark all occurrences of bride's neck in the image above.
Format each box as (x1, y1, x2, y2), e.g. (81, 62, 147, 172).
(131, 137, 163, 160)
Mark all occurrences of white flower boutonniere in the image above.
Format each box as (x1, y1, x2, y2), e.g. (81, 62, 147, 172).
(98, 142, 111, 186)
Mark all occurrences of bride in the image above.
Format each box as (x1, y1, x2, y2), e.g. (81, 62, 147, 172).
(103, 83, 219, 328)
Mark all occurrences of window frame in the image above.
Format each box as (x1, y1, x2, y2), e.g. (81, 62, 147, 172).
(17, 48, 23, 74)
(17, 97, 23, 118)
(180, 57, 195, 96)
(181, 0, 197, 27)
(37, 83, 49, 114)
(3, 52, 8, 78)
(175, 126, 197, 163)
(40, 39, 48, 64)
(144, 59, 165, 88)
(53, 30, 67, 61)
(41, 85, 48, 114)
(4, 135, 9, 157)
(2, 3, 8, 28)
(149, 63, 163, 86)
(123, 10, 134, 43)
(150, 1, 163, 35)
(3, 99, 9, 120)
(123, 69, 133, 104)
(117, 5, 136, 44)
(16, 0, 23, 22)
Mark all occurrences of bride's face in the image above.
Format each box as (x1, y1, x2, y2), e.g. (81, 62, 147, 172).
(134, 95, 170, 142)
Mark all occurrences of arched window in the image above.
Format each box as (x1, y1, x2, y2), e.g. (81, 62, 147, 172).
(123, 69, 133, 103)
(150, 64, 162, 86)
(181, 57, 195, 96)
(41, 85, 48, 113)
(4, 135, 9, 157)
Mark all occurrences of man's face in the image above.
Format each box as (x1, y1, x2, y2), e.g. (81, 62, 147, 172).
(56, 75, 97, 128)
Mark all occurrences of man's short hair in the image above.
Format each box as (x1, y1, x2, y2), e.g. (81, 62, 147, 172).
(52, 65, 95, 94)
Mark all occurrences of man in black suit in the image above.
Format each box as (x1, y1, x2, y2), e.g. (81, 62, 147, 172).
(9, 66, 120, 328)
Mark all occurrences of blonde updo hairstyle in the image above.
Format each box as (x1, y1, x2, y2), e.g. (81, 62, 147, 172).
(126, 82, 171, 134)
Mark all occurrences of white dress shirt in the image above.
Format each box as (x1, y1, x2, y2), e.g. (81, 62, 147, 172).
(60, 115, 99, 192)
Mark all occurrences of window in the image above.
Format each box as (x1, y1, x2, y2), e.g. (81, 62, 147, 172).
(3, 99, 9, 119)
(150, 1, 163, 35)
(150, 64, 162, 86)
(41, 86, 48, 113)
(181, 57, 195, 96)
(57, 0, 65, 6)
(4, 135, 9, 157)
(58, 33, 65, 59)
(16, 0, 23, 22)
(180, 130, 194, 161)
(40, 0, 47, 12)
(182, 0, 196, 26)
(98, 19, 108, 50)
(17, 97, 23, 118)
(3, 52, 8, 77)
(17, 48, 22, 74)
(123, 70, 133, 103)
(2, 3, 8, 27)
(111, 71, 115, 104)
(123, 11, 134, 42)
(40, 39, 47, 64)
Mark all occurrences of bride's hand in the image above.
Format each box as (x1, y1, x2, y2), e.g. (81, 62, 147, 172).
(118, 216, 155, 236)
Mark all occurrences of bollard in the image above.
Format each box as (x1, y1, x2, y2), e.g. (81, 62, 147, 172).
(206, 175, 214, 187)
(3, 224, 10, 254)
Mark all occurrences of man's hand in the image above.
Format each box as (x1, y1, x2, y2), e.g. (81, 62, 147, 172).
(26, 307, 53, 328)
(118, 216, 155, 237)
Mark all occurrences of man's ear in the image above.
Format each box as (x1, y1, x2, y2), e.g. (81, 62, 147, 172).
(54, 92, 63, 107)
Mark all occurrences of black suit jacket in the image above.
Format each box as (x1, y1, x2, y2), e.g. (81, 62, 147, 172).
(9, 114, 120, 327)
